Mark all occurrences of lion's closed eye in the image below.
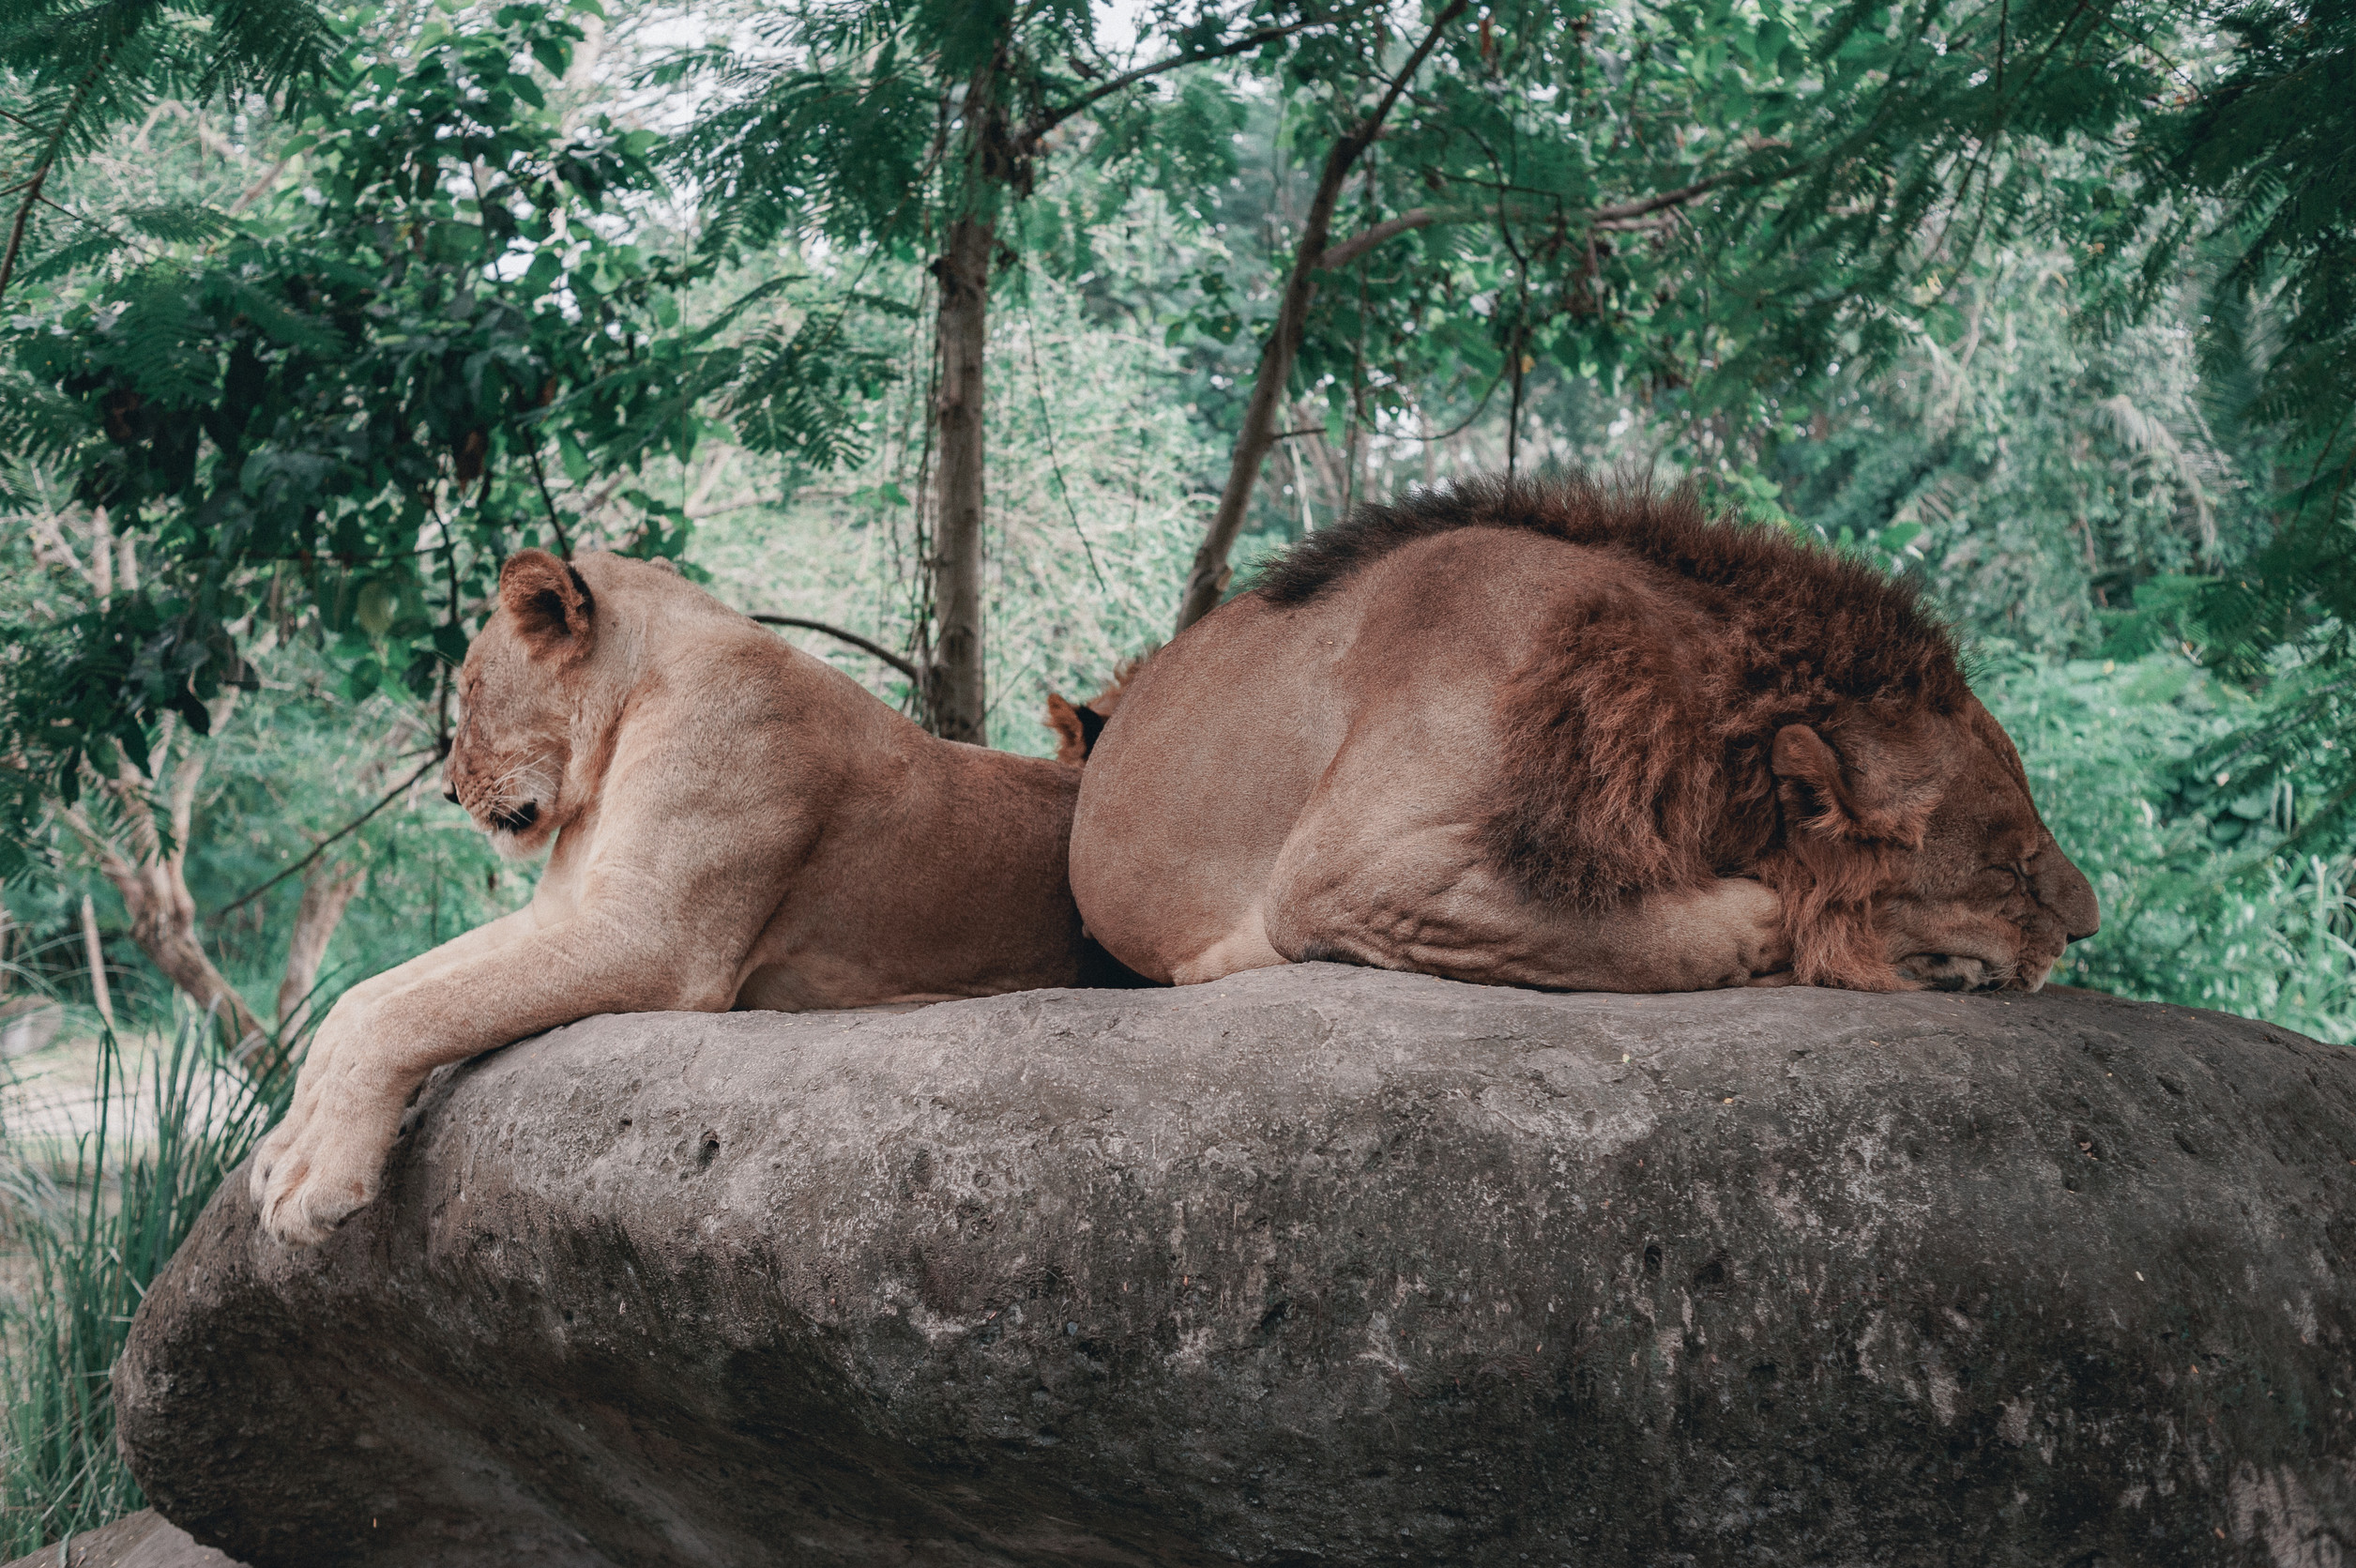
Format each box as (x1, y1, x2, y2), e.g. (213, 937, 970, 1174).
(1968, 866, 2018, 898)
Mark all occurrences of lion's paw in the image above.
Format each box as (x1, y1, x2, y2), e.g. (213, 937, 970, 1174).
(1721, 877, 1793, 982)
(1678, 876, 1791, 989)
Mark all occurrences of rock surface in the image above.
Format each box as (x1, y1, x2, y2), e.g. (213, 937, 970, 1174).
(1, 1509, 245, 1568)
(117, 966, 2355, 1567)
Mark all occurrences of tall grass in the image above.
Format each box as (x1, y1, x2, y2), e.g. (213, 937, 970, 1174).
(0, 1019, 292, 1557)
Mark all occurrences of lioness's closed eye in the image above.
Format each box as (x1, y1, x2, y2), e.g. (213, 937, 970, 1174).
(252, 549, 1101, 1248)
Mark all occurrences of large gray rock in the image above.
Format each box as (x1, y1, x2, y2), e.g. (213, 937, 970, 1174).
(117, 966, 2356, 1567)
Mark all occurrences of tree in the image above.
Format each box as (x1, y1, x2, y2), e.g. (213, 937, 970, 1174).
(1171, 0, 1858, 631)
(20, 510, 378, 1055)
(1730, 0, 2354, 847)
(1174, 0, 1467, 632)
(669, 0, 1337, 738)
(2119, 0, 2356, 847)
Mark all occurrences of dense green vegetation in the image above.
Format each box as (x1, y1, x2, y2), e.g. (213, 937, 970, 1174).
(0, 0, 2348, 1031)
(0, 0, 2350, 1541)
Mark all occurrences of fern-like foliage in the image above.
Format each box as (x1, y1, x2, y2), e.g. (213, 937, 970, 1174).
(0, 0, 335, 298)
(2119, 0, 2356, 848)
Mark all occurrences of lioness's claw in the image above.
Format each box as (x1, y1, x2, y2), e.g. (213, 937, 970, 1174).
(260, 1149, 375, 1248)
(253, 1082, 399, 1248)
(248, 1131, 287, 1206)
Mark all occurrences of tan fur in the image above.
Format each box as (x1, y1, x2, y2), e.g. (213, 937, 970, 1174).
(252, 550, 1094, 1247)
(1071, 480, 2099, 996)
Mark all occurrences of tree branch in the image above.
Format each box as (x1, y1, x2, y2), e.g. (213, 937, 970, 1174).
(219, 752, 442, 916)
(226, 152, 292, 215)
(1023, 12, 1345, 147)
(59, 800, 133, 887)
(1172, 0, 1468, 635)
(1345, 0, 1467, 156)
(0, 53, 112, 304)
(1588, 166, 1793, 223)
(752, 615, 922, 684)
(1316, 206, 1445, 270)
(1311, 162, 1801, 270)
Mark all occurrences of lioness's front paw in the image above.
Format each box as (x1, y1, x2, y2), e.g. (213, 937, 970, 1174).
(248, 1118, 298, 1208)
(257, 1096, 401, 1248)
(259, 1143, 376, 1249)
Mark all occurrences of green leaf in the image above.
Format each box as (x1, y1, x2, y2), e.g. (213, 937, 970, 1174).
(557, 430, 590, 483)
(522, 248, 563, 297)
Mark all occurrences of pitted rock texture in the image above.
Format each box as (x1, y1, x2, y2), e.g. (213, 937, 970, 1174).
(0, 1509, 244, 1568)
(117, 966, 2356, 1567)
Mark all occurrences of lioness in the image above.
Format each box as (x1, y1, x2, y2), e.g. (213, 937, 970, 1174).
(1043, 654, 1151, 764)
(254, 549, 1102, 1247)
(1072, 477, 2100, 993)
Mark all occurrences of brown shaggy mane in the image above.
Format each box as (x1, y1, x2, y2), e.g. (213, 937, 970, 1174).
(1254, 474, 1963, 714)
(1257, 477, 1975, 986)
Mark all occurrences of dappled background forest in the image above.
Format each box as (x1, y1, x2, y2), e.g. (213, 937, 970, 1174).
(4, 0, 2349, 1047)
(3, 0, 2353, 1054)
(2, 0, 2354, 1543)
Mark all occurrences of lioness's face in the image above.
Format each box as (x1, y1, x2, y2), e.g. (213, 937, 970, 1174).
(1871, 707, 2099, 992)
(444, 552, 595, 859)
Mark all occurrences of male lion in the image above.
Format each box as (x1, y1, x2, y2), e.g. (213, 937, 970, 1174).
(254, 549, 1102, 1247)
(1070, 478, 2099, 994)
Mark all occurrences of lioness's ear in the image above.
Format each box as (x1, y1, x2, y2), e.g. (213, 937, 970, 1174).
(1044, 693, 1089, 765)
(499, 550, 595, 655)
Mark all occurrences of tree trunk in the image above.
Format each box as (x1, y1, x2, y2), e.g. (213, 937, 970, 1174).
(927, 210, 994, 744)
(64, 697, 272, 1061)
(109, 838, 268, 1058)
(277, 861, 364, 1028)
(1173, 0, 1467, 636)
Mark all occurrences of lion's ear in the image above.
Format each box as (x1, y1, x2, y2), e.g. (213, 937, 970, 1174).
(499, 550, 595, 655)
(1772, 723, 1936, 847)
(1772, 724, 1855, 838)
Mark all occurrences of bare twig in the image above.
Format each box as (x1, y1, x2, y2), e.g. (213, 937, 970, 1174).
(752, 615, 923, 684)
(524, 439, 574, 557)
(227, 153, 292, 215)
(219, 752, 443, 916)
